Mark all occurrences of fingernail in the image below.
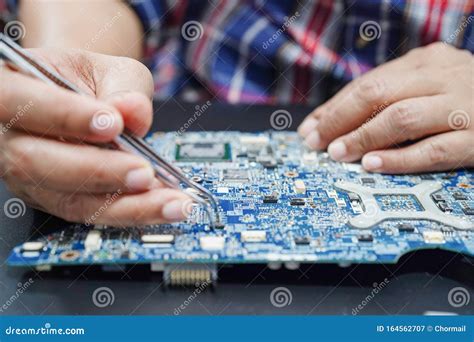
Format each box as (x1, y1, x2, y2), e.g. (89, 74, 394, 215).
(89, 109, 122, 136)
(162, 199, 188, 221)
(304, 130, 321, 149)
(362, 155, 383, 170)
(125, 166, 154, 191)
(298, 117, 319, 137)
(328, 141, 347, 161)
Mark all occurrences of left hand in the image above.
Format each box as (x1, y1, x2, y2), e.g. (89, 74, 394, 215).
(297, 42, 474, 173)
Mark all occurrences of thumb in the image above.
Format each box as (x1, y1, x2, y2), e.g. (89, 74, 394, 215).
(93, 54, 154, 137)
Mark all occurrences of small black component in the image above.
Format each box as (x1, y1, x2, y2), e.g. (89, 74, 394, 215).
(348, 193, 360, 202)
(431, 193, 445, 202)
(397, 223, 415, 233)
(290, 198, 305, 206)
(236, 153, 248, 158)
(358, 234, 374, 242)
(361, 177, 375, 184)
(214, 223, 226, 229)
(437, 202, 452, 212)
(420, 174, 434, 180)
(294, 236, 311, 245)
(107, 230, 122, 240)
(453, 192, 468, 201)
(462, 207, 474, 215)
(263, 195, 278, 203)
(260, 161, 277, 169)
(120, 251, 130, 259)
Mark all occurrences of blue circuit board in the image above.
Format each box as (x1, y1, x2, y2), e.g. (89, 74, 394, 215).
(8, 131, 474, 270)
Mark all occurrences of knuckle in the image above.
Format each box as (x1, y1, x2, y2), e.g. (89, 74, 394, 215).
(55, 193, 85, 222)
(389, 103, 418, 135)
(3, 137, 36, 182)
(353, 127, 377, 153)
(423, 140, 450, 167)
(353, 77, 387, 104)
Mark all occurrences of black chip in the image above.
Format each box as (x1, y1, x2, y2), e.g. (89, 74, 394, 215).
(236, 153, 248, 158)
(263, 195, 278, 203)
(290, 198, 305, 206)
(420, 174, 434, 180)
(294, 237, 311, 245)
(432, 194, 445, 202)
(260, 161, 277, 169)
(453, 192, 468, 200)
(437, 202, 452, 212)
(348, 193, 360, 202)
(462, 207, 474, 215)
(107, 230, 122, 240)
(358, 234, 374, 242)
(397, 223, 415, 233)
(214, 223, 226, 229)
(361, 177, 375, 184)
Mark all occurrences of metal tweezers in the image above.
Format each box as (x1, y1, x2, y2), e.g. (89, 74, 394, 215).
(0, 33, 220, 228)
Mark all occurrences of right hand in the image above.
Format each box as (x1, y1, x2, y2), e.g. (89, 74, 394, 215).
(0, 48, 190, 226)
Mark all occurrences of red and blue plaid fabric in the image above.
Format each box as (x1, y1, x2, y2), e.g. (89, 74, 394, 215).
(2, 0, 473, 105)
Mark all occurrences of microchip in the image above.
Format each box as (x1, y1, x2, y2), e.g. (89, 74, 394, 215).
(222, 169, 249, 183)
(432, 194, 445, 202)
(290, 198, 305, 206)
(437, 202, 452, 212)
(453, 192, 468, 201)
(358, 234, 374, 242)
(361, 177, 375, 184)
(263, 195, 278, 203)
(176, 142, 231, 162)
(420, 174, 434, 180)
(294, 237, 311, 245)
(348, 193, 360, 202)
(463, 207, 474, 215)
(397, 223, 415, 233)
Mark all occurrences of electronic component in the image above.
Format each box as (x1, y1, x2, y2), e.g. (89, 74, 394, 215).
(294, 179, 306, 194)
(241, 230, 266, 242)
(84, 230, 102, 252)
(7, 131, 474, 273)
(176, 142, 231, 162)
(199, 236, 225, 251)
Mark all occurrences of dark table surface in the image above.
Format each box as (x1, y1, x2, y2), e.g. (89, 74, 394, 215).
(1, 101, 473, 316)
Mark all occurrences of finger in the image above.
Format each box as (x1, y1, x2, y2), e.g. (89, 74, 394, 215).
(29, 186, 190, 226)
(300, 67, 443, 150)
(103, 91, 153, 137)
(0, 68, 124, 142)
(361, 131, 474, 174)
(1, 131, 155, 193)
(327, 95, 454, 162)
(94, 55, 154, 137)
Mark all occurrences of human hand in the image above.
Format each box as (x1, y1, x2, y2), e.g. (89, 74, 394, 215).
(0, 48, 189, 226)
(298, 42, 473, 173)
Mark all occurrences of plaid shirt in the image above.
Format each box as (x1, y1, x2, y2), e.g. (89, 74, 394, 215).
(2, 0, 473, 105)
